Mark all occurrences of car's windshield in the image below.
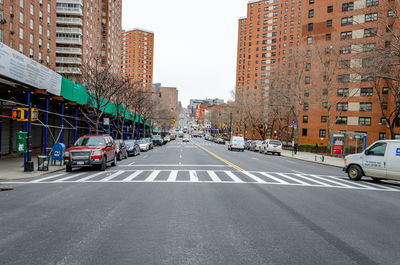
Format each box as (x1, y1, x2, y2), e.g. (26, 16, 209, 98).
(74, 137, 105, 146)
(152, 135, 162, 139)
(125, 140, 135, 145)
(270, 141, 282, 145)
(138, 140, 146, 144)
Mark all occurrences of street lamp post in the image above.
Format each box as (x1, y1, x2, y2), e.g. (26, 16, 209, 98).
(229, 112, 233, 137)
(24, 93, 34, 172)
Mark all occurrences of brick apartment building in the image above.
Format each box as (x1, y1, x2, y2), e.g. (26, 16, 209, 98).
(56, 0, 122, 81)
(121, 28, 154, 90)
(153, 83, 178, 113)
(0, 0, 57, 70)
(235, 0, 400, 146)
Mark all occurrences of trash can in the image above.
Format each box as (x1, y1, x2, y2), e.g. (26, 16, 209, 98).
(38, 156, 49, 171)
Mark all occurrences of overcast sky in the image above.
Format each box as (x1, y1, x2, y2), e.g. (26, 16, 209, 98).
(122, 0, 249, 107)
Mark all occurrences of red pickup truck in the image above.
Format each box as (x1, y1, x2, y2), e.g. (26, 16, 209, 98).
(64, 135, 117, 172)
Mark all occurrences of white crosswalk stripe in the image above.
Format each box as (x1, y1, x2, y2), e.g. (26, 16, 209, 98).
(6, 170, 399, 192)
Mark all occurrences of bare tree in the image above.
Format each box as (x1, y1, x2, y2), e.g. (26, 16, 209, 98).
(80, 55, 127, 134)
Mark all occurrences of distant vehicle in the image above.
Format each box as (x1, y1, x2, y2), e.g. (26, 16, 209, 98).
(170, 134, 176, 140)
(114, 139, 128, 160)
(245, 140, 253, 150)
(344, 140, 400, 181)
(125, 140, 141, 156)
(217, 138, 225, 145)
(152, 135, 164, 146)
(143, 138, 154, 149)
(163, 135, 170, 143)
(260, 139, 282, 155)
(228, 136, 245, 152)
(183, 136, 190, 142)
(178, 131, 184, 138)
(137, 139, 150, 152)
(251, 140, 263, 151)
(64, 135, 117, 172)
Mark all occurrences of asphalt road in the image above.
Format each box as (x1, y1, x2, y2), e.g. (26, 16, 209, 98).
(1, 138, 400, 265)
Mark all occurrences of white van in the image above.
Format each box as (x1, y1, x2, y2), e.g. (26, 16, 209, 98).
(343, 140, 400, 181)
(228, 136, 245, 152)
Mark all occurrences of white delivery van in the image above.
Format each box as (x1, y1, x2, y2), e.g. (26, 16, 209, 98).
(343, 140, 400, 181)
(228, 136, 245, 152)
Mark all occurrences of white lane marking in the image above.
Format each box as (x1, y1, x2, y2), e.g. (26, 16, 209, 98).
(167, 170, 178, 182)
(122, 170, 143, 181)
(78, 171, 107, 182)
(307, 174, 354, 188)
(179, 154, 182, 159)
(56, 172, 86, 182)
(224, 171, 244, 183)
(128, 162, 135, 165)
(292, 174, 331, 187)
(145, 170, 160, 182)
(251, 157, 259, 161)
(351, 180, 399, 191)
(259, 172, 290, 184)
(276, 173, 309, 185)
(30, 173, 67, 183)
(100, 171, 125, 182)
(207, 170, 221, 182)
(118, 164, 228, 167)
(291, 170, 304, 174)
(323, 175, 377, 189)
(189, 170, 198, 182)
(242, 171, 267, 183)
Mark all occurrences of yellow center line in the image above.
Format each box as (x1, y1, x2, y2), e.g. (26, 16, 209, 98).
(191, 141, 245, 172)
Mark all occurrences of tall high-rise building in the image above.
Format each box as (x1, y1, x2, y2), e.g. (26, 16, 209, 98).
(121, 28, 154, 90)
(0, 0, 57, 70)
(55, 0, 122, 81)
(235, 0, 400, 145)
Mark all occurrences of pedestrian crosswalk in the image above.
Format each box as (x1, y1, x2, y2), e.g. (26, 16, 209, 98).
(6, 170, 400, 192)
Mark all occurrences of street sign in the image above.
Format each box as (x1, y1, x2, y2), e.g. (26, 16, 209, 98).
(291, 120, 296, 125)
(16, 131, 27, 153)
(103, 117, 110, 126)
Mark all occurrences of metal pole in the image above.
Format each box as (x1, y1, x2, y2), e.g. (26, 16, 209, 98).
(24, 92, 34, 172)
(74, 107, 78, 142)
(45, 98, 49, 155)
(0, 100, 2, 158)
(60, 103, 64, 143)
(88, 114, 91, 135)
(229, 112, 233, 137)
(24, 92, 30, 163)
(291, 126, 294, 157)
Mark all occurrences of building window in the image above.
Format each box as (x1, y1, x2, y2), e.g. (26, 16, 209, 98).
(19, 43, 23, 53)
(326, 34, 331, 40)
(319, 130, 326, 138)
(327, 20, 332, 27)
(359, 117, 371, 126)
(308, 23, 313, 31)
(342, 2, 354, 11)
(337, 88, 349, 97)
(365, 13, 378, 22)
(379, 133, 386, 140)
(30, 4, 34, 15)
(338, 74, 350, 83)
(341, 16, 353, 26)
(366, 0, 379, 7)
(308, 9, 314, 18)
(340, 31, 352, 40)
(321, 116, 327, 123)
(302, 128, 308, 136)
(20, 0, 24, 8)
(360, 102, 372, 111)
(337, 103, 348, 111)
(360, 88, 373, 96)
(306, 63, 311, 71)
(303, 116, 309, 123)
(19, 28, 24, 40)
(0, 28, 3, 43)
(304, 103, 309, 110)
(327, 6, 333, 13)
(336, 116, 348, 125)
(382, 87, 389, 94)
(364, 28, 377, 37)
(340, 45, 351, 54)
(305, 76, 310, 84)
(307, 36, 313, 44)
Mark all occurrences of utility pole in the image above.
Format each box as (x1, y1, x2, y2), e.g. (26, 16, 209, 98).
(24, 95, 34, 172)
(229, 112, 233, 137)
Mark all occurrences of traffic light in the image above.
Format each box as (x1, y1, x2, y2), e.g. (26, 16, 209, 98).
(173, 119, 176, 124)
(12, 108, 38, 122)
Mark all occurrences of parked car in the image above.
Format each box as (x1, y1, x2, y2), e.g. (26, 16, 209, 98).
(164, 135, 171, 143)
(178, 131, 184, 138)
(137, 139, 150, 152)
(115, 139, 128, 161)
(251, 140, 263, 152)
(260, 139, 282, 155)
(217, 138, 225, 144)
(64, 135, 117, 172)
(245, 140, 253, 150)
(344, 140, 400, 181)
(228, 136, 245, 152)
(183, 135, 190, 142)
(144, 138, 154, 149)
(125, 140, 141, 156)
(170, 134, 176, 140)
(152, 135, 164, 146)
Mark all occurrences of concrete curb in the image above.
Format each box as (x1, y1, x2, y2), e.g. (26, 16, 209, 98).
(0, 167, 65, 182)
(281, 154, 343, 168)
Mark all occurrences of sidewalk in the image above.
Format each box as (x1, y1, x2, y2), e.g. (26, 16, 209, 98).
(281, 149, 345, 168)
(0, 155, 65, 181)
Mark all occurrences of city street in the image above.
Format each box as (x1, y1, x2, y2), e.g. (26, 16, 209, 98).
(1, 138, 400, 265)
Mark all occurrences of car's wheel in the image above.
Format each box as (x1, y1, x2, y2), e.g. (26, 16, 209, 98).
(347, 165, 363, 181)
(277, 153, 281, 156)
(66, 165, 72, 172)
(111, 154, 117, 167)
(100, 156, 107, 171)
(117, 152, 122, 161)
